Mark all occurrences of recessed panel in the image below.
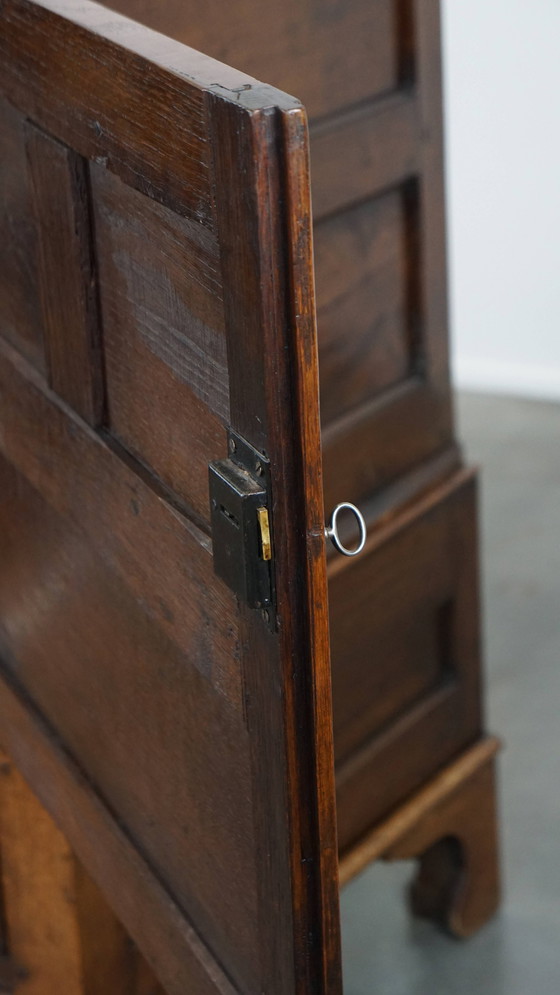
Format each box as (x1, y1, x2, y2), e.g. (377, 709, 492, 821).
(316, 187, 417, 427)
(91, 164, 228, 523)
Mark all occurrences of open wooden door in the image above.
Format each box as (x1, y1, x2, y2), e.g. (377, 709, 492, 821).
(0, 1, 342, 992)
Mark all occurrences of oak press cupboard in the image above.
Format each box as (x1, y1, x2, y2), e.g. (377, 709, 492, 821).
(0, 0, 501, 991)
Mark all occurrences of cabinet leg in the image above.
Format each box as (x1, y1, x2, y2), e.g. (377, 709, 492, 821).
(384, 749, 501, 938)
(338, 737, 502, 939)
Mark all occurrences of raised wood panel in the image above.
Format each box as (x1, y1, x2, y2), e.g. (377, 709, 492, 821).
(25, 123, 104, 425)
(316, 188, 413, 426)
(334, 471, 483, 851)
(91, 163, 227, 523)
(103, 0, 406, 121)
(0, 97, 44, 372)
(0, 0, 250, 225)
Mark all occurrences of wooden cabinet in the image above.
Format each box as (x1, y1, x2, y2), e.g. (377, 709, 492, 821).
(0, 0, 500, 991)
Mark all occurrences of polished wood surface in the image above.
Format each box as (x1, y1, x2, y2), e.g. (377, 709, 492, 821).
(102, 0, 404, 122)
(0, 1, 341, 992)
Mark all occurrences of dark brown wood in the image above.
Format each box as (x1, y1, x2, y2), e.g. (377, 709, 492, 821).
(339, 738, 502, 939)
(101, 0, 403, 122)
(25, 122, 104, 425)
(316, 188, 413, 425)
(207, 90, 341, 995)
(0, 97, 44, 374)
(0, 359, 260, 990)
(0, 339, 242, 709)
(0, 1, 342, 992)
(91, 161, 227, 523)
(334, 470, 484, 850)
(310, 91, 419, 222)
(319, 0, 454, 510)
(0, 0, 221, 223)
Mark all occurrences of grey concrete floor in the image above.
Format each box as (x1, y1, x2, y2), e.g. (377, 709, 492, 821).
(341, 392, 560, 994)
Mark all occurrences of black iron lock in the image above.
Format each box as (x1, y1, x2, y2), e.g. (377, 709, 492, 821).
(209, 432, 274, 618)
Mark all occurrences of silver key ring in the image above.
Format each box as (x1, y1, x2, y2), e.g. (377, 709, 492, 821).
(325, 502, 367, 557)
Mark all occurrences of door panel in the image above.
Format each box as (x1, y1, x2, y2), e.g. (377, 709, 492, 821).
(0, 2, 341, 992)
(91, 163, 228, 523)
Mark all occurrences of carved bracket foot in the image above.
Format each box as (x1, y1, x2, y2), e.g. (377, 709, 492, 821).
(339, 737, 502, 939)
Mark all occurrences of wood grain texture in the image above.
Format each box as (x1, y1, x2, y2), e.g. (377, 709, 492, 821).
(0, 0, 499, 981)
(339, 737, 500, 882)
(314, 0, 454, 505)
(281, 107, 342, 995)
(0, 338, 241, 710)
(25, 123, 104, 425)
(339, 737, 501, 939)
(310, 91, 419, 222)
(316, 189, 411, 425)
(91, 163, 228, 522)
(322, 378, 453, 512)
(102, 0, 403, 121)
(400, 756, 501, 938)
(0, 97, 44, 372)
(0, 0, 286, 224)
(329, 465, 476, 762)
(0, 750, 98, 995)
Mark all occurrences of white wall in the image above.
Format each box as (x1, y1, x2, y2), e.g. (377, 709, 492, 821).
(441, 1, 560, 400)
